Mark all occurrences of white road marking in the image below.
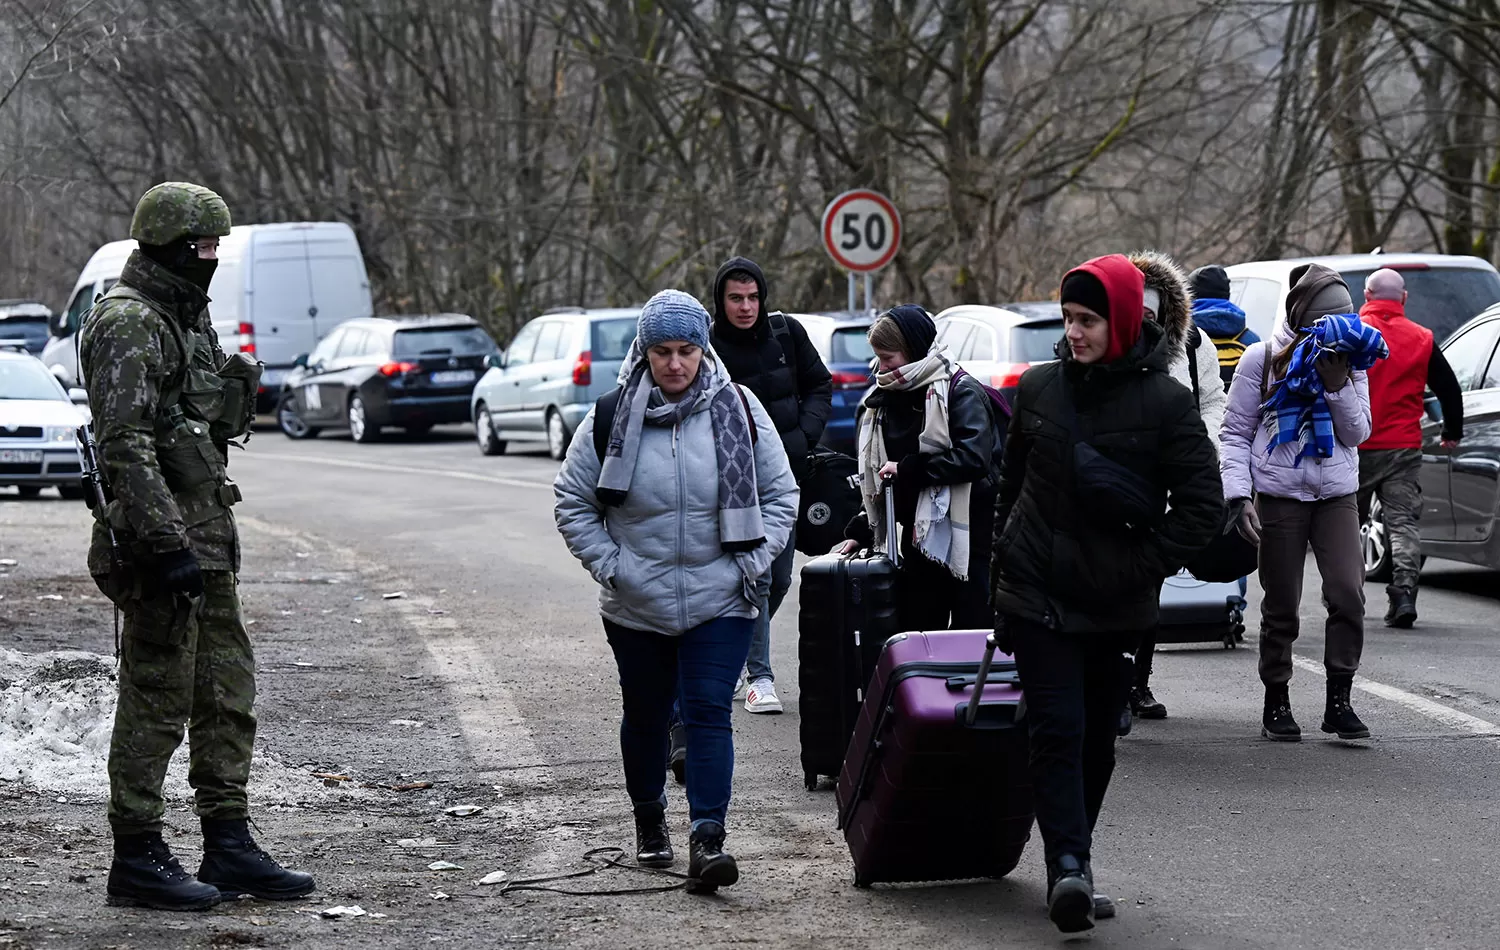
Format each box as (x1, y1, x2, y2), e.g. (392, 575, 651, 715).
(1291, 655, 1500, 735)
(247, 450, 554, 490)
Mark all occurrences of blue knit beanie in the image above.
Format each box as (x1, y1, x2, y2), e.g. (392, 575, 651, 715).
(637, 289, 711, 352)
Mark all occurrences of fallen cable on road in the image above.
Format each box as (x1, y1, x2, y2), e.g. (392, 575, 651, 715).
(468, 847, 691, 897)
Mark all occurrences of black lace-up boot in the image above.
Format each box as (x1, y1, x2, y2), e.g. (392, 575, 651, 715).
(668, 720, 687, 785)
(197, 818, 315, 900)
(1262, 683, 1301, 742)
(1321, 674, 1371, 740)
(633, 802, 674, 868)
(1385, 585, 1418, 629)
(685, 821, 739, 894)
(1045, 854, 1096, 933)
(106, 832, 222, 910)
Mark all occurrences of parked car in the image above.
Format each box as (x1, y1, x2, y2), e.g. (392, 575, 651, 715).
(0, 301, 53, 356)
(1226, 253, 1500, 343)
(0, 345, 88, 498)
(470, 307, 640, 460)
(1364, 305, 1500, 577)
(782, 310, 875, 455)
(44, 222, 373, 412)
(931, 304, 1066, 405)
(276, 314, 495, 443)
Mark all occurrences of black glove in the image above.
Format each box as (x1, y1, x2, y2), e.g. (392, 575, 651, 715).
(157, 547, 204, 598)
(992, 614, 1014, 655)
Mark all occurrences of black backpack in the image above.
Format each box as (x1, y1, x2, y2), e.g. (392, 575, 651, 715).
(795, 446, 862, 556)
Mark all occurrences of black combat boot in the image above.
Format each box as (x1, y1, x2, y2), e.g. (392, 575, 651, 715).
(197, 818, 315, 900)
(1321, 674, 1371, 740)
(1045, 854, 1095, 933)
(1131, 685, 1168, 720)
(668, 720, 687, 786)
(106, 831, 222, 911)
(1262, 683, 1301, 742)
(1384, 585, 1418, 629)
(685, 821, 739, 894)
(633, 802, 674, 868)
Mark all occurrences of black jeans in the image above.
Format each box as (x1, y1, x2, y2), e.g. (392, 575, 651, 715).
(1132, 627, 1157, 690)
(896, 481, 995, 632)
(1009, 615, 1135, 864)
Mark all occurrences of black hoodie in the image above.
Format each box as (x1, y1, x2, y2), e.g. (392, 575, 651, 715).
(708, 257, 833, 482)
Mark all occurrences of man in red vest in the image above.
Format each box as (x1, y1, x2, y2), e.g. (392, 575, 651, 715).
(1357, 269, 1465, 627)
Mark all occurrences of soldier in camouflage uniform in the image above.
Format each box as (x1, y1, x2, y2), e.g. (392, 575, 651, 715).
(81, 182, 315, 911)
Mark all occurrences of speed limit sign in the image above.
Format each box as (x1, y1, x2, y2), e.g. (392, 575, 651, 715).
(821, 190, 902, 273)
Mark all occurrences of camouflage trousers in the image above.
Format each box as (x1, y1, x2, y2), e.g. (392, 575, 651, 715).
(1357, 448, 1424, 590)
(107, 570, 256, 834)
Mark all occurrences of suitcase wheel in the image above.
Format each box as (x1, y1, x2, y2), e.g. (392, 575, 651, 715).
(853, 873, 871, 889)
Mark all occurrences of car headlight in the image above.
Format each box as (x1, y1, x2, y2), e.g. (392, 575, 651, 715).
(45, 426, 79, 444)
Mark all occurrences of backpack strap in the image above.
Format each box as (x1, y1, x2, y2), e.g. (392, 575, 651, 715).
(767, 312, 798, 399)
(592, 383, 757, 464)
(89, 285, 192, 410)
(1186, 329, 1201, 405)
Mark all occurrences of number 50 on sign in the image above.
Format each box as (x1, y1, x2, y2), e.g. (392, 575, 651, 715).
(821, 190, 902, 273)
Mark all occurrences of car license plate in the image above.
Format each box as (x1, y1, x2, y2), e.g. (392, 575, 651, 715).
(430, 370, 475, 386)
(0, 449, 43, 463)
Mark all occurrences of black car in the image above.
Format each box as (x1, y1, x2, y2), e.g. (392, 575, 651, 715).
(0, 300, 54, 356)
(1363, 304, 1500, 577)
(277, 314, 497, 443)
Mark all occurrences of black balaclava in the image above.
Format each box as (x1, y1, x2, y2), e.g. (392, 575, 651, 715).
(886, 304, 936, 358)
(141, 236, 218, 292)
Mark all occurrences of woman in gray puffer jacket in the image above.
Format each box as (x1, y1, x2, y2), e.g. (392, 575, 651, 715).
(553, 289, 798, 895)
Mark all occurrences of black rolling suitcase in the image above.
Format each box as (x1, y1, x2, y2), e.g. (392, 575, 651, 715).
(797, 480, 901, 791)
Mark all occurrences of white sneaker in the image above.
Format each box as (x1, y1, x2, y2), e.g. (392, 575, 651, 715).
(733, 670, 748, 701)
(744, 678, 783, 714)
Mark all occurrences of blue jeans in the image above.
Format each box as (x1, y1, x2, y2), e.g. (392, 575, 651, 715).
(604, 616, 754, 829)
(746, 527, 797, 683)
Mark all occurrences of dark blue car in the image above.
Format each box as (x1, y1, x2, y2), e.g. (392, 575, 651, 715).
(785, 311, 875, 455)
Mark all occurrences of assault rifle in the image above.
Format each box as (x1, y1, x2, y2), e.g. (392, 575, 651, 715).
(77, 420, 128, 655)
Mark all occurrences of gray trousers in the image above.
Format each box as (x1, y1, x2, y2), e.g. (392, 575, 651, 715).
(1358, 448, 1423, 590)
(1256, 494, 1365, 686)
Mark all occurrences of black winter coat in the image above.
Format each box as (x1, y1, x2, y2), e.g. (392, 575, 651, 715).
(990, 321, 1223, 634)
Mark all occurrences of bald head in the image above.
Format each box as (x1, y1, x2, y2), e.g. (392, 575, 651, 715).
(1365, 268, 1406, 302)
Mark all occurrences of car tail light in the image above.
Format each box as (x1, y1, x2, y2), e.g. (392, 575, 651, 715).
(379, 361, 420, 377)
(236, 321, 256, 356)
(830, 370, 870, 389)
(572, 351, 592, 386)
(991, 363, 1030, 390)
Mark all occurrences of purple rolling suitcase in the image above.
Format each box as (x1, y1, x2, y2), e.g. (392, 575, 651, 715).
(835, 629, 1034, 887)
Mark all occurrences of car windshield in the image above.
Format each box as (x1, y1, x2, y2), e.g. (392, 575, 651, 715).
(1341, 267, 1500, 343)
(1010, 322, 1064, 362)
(591, 318, 637, 361)
(0, 358, 65, 400)
(1001, 301, 1061, 321)
(392, 326, 495, 358)
(0, 317, 50, 350)
(831, 327, 874, 364)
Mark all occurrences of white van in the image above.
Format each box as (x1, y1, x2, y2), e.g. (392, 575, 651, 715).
(44, 222, 373, 410)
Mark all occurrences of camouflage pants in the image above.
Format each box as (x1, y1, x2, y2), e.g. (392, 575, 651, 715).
(107, 570, 256, 834)
(1358, 448, 1424, 590)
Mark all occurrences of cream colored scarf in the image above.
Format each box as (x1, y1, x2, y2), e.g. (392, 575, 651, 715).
(855, 344, 973, 579)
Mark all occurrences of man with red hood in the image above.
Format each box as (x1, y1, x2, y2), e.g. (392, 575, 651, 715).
(990, 254, 1221, 933)
(1357, 268, 1464, 628)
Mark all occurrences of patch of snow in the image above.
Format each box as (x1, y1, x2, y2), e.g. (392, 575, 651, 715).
(0, 648, 365, 804)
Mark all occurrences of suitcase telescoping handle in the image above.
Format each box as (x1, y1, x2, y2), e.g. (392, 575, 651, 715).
(964, 632, 999, 727)
(882, 475, 901, 569)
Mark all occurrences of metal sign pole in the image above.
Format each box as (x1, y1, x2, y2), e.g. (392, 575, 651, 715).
(864, 273, 874, 315)
(847, 272, 856, 313)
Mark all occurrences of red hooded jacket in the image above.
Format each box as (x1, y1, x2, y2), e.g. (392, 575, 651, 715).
(1359, 298, 1434, 450)
(1064, 254, 1145, 363)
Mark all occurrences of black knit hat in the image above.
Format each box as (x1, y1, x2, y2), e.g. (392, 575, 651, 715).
(1188, 264, 1231, 301)
(1060, 270, 1111, 321)
(886, 304, 936, 357)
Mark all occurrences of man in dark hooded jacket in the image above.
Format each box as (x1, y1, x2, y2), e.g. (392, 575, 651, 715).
(708, 257, 831, 714)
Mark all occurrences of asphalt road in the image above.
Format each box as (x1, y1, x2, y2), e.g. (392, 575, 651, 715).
(4, 419, 1500, 949)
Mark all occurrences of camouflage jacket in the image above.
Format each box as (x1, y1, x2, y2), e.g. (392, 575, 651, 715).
(80, 251, 240, 574)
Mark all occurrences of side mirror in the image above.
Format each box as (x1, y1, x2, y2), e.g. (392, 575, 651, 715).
(293, 353, 309, 369)
(68, 388, 89, 406)
(486, 352, 505, 371)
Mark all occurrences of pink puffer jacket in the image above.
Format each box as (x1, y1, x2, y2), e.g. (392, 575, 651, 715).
(1219, 330, 1371, 503)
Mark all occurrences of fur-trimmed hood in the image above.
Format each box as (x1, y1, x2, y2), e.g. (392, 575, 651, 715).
(1128, 250, 1194, 364)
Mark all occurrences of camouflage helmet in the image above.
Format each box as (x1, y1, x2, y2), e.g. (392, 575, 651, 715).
(130, 182, 232, 245)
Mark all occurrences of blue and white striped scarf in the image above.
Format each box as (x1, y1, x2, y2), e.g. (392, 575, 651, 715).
(1262, 313, 1387, 465)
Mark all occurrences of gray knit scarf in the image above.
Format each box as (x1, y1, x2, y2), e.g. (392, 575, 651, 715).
(597, 343, 765, 552)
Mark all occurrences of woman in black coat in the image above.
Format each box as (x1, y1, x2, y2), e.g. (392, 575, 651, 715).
(991, 255, 1221, 933)
(837, 305, 999, 631)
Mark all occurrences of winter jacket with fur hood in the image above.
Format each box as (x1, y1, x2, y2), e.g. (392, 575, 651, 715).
(1129, 251, 1226, 451)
